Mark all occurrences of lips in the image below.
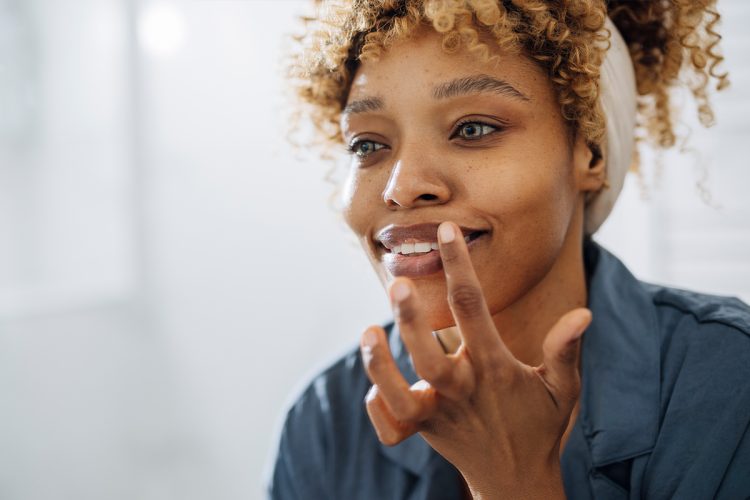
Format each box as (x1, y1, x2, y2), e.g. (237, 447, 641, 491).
(374, 223, 489, 278)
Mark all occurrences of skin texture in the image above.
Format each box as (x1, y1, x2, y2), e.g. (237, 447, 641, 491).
(340, 27, 606, 498)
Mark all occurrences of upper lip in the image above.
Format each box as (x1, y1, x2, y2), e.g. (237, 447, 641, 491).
(375, 223, 488, 250)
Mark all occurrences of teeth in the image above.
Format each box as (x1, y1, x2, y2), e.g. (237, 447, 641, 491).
(390, 241, 437, 256)
(414, 242, 431, 253)
(387, 233, 483, 255)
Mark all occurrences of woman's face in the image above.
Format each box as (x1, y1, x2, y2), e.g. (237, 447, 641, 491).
(340, 27, 600, 330)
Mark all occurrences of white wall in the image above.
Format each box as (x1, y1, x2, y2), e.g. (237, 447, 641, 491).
(0, 1, 747, 499)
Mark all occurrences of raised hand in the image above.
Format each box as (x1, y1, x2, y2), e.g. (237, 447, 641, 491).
(360, 221, 591, 499)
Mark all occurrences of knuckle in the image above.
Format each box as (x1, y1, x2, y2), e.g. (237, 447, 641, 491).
(363, 348, 385, 374)
(393, 398, 422, 423)
(394, 303, 417, 326)
(485, 359, 517, 384)
(441, 247, 461, 265)
(421, 361, 452, 388)
(364, 385, 381, 407)
(379, 428, 405, 446)
(449, 284, 483, 316)
(556, 342, 579, 365)
(456, 375, 476, 398)
(365, 393, 378, 411)
(482, 346, 505, 367)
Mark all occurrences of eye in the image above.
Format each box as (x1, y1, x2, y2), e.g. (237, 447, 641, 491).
(347, 139, 386, 158)
(454, 121, 498, 140)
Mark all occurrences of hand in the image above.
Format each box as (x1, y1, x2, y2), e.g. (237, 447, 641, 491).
(360, 221, 591, 499)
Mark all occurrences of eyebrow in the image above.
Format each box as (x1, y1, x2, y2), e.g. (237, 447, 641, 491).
(342, 96, 384, 115)
(432, 74, 530, 102)
(342, 74, 530, 116)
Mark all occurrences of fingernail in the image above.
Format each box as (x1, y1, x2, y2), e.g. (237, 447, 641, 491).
(391, 281, 410, 302)
(438, 222, 455, 243)
(362, 327, 378, 348)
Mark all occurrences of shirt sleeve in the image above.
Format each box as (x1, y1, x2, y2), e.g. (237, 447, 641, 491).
(267, 380, 332, 500)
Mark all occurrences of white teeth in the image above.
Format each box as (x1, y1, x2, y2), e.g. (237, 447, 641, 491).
(390, 241, 438, 255)
(414, 242, 431, 253)
(387, 232, 483, 255)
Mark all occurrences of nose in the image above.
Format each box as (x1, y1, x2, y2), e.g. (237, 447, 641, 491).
(382, 146, 452, 209)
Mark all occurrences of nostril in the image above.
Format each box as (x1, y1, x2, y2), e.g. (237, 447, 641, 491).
(419, 194, 438, 201)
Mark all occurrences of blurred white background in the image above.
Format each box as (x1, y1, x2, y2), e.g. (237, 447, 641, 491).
(0, 0, 747, 499)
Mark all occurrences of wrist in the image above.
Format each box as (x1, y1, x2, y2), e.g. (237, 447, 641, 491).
(463, 460, 566, 500)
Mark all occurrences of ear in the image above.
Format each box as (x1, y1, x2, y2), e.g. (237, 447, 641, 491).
(572, 133, 606, 196)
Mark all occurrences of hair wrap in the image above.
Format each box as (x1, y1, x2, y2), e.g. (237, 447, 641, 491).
(584, 17, 638, 235)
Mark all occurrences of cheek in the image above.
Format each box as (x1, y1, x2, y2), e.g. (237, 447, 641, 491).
(511, 166, 574, 227)
(486, 136, 575, 227)
(467, 146, 577, 310)
(341, 169, 385, 245)
(473, 172, 572, 233)
(341, 170, 392, 286)
(341, 169, 368, 234)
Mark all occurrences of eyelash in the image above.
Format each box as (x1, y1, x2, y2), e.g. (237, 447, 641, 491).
(346, 120, 503, 159)
(451, 120, 500, 141)
(347, 139, 386, 158)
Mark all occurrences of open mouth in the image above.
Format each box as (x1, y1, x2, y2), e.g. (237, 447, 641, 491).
(381, 230, 487, 256)
(376, 226, 489, 277)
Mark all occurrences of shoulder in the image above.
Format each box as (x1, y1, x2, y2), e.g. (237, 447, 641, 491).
(282, 326, 380, 427)
(267, 323, 392, 499)
(638, 284, 750, 498)
(640, 282, 750, 397)
(275, 334, 373, 455)
(644, 282, 750, 337)
(641, 283, 750, 372)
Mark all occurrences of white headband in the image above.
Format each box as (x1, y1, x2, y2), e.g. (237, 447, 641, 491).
(583, 17, 638, 235)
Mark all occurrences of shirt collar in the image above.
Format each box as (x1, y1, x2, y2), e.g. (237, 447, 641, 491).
(379, 240, 661, 473)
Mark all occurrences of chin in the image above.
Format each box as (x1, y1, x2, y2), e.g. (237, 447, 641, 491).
(392, 276, 457, 330)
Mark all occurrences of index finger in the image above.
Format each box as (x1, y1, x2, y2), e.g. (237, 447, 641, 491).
(438, 221, 513, 363)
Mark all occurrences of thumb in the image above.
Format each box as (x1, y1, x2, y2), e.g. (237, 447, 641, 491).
(540, 308, 592, 409)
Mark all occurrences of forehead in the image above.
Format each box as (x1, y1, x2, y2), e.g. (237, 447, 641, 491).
(345, 28, 549, 105)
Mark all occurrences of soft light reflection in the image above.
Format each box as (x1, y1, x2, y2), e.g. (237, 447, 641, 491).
(137, 3, 186, 57)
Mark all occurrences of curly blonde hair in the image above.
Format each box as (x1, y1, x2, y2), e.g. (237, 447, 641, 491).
(289, 0, 728, 164)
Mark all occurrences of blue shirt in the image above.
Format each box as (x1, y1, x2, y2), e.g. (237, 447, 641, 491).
(268, 241, 750, 499)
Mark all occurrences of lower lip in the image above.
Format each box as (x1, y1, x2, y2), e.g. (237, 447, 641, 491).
(381, 234, 486, 278)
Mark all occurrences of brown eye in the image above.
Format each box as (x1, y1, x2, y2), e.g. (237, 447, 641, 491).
(456, 122, 497, 140)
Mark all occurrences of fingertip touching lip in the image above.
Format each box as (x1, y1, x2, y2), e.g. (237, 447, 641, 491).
(375, 223, 489, 251)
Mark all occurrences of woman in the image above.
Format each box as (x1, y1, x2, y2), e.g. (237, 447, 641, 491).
(270, 0, 749, 498)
